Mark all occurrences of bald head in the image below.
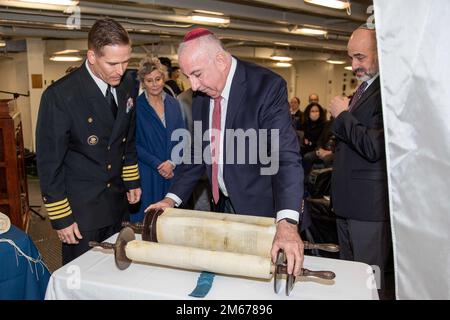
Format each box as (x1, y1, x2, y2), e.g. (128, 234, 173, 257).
(178, 34, 227, 60)
(309, 93, 319, 103)
(347, 27, 379, 81)
(177, 33, 232, 98)
(349, 27, 377, 53)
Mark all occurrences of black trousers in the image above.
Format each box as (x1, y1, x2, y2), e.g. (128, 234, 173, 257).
(336, 217, 393, 299)
(62, 221, 123, 265)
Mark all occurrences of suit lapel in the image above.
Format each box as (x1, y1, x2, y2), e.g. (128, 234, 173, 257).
(78, 63, 115, 133)
(199, 94, 212, 179)
(351, 78, 380, 113)
(223, 58, 246, 183)
(224, 58, 246, 156)
(200, 94, 210, 140)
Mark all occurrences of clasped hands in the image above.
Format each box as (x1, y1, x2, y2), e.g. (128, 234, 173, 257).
(158, 160, 175, 179)
(330, 95, 350, 118)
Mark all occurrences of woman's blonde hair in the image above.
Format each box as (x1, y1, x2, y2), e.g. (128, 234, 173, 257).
(137, 56, 166, 83)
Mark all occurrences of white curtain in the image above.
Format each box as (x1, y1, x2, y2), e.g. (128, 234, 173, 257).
(374, 0, 450, 299)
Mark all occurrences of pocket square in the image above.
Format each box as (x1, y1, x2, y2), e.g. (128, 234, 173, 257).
(126, 97, 134, 113)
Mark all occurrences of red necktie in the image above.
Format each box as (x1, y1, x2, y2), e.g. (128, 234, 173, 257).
(211, 96, 222, 204)
(348, 81, 368, 111)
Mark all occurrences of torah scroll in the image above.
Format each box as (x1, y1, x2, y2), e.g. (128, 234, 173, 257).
(155, 208, 277, 257)
(126, 239, 273, 280)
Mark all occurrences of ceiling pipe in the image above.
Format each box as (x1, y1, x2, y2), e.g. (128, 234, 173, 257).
(131, 0, 361, 33)
(82, 2, 353, 36)
(0, 11, 347, 51)
(0, 25, 161, 42)
(228, 46, 334, 61)
(250, 0, 370, 22)
(0, 5, 352, 38)
(0, 0, 360, 34)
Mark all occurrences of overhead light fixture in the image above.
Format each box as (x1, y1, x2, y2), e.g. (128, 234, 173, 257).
(326, 59, 346, 65)
(275, 42, 291, 46)
(291, 27, 327, 36)
(0, 40, 5, 48)
(304, 0, 350, 10)
(194, 9, 225, 16)
(50, 55, 82, 62)
(53, 49, 79, 55)
(21, 0, 79, 5)
(270, 55, 293, 62)
(22, 0, 79, 5)
(344, 66, 353, 71)
(191, 14, 230, 25)
(274, 62, 292, 68)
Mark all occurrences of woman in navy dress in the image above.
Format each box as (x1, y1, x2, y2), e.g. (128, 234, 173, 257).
(131, 57, 185, 222)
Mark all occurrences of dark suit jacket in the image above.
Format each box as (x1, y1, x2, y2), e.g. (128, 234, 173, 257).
(36, 63, 140, 231)
(331, 78, 389, 221)
(169, 58, 303, 218)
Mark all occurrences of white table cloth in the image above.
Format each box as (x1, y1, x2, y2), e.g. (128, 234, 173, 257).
(45, 233, 378, 300)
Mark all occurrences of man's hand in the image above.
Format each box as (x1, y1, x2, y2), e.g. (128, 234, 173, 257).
(330, 95, 350, 118)
(158, 161, 174, 179)
(271, 220, 304, 276)
(57, 222, 82, 244)
(127, 188, 142, 204)
(145, 197, 175, 213)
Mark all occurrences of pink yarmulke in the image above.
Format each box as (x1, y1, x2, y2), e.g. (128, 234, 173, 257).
(183, 28, 213, 42)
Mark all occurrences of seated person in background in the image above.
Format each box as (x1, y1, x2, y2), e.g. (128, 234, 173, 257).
(308, 93, 319, 104)
(301, 102, 327, 156)
(302, 118, 336, 177)
(131, 57, 185, 222)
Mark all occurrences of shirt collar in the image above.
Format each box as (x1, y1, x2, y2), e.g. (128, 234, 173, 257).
(365, 73, 379, 90)
(219, 56, 237, 101)
(85, 60, 112, 96)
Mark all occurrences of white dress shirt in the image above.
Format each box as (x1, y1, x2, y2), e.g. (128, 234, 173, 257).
(206, 56, 238, 197)
(85, 60, 118, 104)
(363, 73, 379, 92)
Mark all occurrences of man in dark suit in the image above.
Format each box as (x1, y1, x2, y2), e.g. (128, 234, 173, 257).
(148, 28, 305, 275)
(36, 19, 141, 264)
(289, 97, 302, 131)
(330, 25, 391, 298)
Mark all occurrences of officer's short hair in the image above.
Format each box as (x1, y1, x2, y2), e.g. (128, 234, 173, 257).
(88, 18, 131, 55)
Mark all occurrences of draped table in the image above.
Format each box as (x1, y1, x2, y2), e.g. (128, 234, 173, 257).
(0, 225, 50, 300)
(45, 233, 378, 300)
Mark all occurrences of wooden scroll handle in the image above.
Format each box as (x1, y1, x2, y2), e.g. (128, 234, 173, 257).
(303, 241, 340, 252)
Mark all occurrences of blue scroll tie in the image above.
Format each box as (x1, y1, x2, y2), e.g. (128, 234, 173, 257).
(189, 271, 216, 298)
